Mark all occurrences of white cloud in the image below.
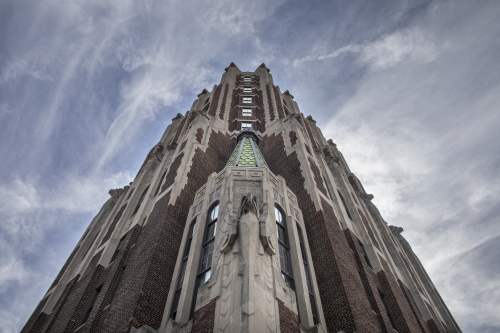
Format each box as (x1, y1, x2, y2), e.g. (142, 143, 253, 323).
(294, 27, 439, 70)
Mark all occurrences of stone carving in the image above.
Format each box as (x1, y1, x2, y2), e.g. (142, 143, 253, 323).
(220, 193, 275, 256)
(389, 225, 404, 235)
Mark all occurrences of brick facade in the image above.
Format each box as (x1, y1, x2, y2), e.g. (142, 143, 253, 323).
(191, 299, 216, 333)
(23, 65, 460, 333)
(278, 299, 300, 333)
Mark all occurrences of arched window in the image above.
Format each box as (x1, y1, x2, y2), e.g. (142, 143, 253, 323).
(197, 203, 219, 286)
(275, 206, 294, 289)
(170, 221, 196, 320)
(133, 186, 149, 216)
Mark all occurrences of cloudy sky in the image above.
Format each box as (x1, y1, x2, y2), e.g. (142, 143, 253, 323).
(1, 0, 499, 332)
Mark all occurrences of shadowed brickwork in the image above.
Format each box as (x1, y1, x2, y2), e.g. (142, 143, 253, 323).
(266, 84, 276, 121)
(196, 128, 204, 143)
(262, 132, 357, 332)
(308, 157, 327, 197)
(278, 299, 300, 333)
(272, 86, 285, 119)
(161, 152, 184, 193)
(219, 83, 229, 120)
(207, 84, 222, 117)
(192, 299, 216, 333)
(49, 250, 103, 332)
(102, 130, 230, 332)
(377, 256, 424, 333)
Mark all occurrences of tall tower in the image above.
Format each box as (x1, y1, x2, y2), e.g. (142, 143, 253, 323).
(22, 63, 461, 333)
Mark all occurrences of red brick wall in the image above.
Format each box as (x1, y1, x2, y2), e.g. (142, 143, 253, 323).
(40, 275, 79, 332)
(254, 88, 266, 133)
(261, 132, 360, 332)
(161, 152, 184, 193)
(272, 85, 285, 119)
(48, 250, 103, 332)
(192, 299, 217, 333)
(219, 84, 229, 120)
(344, 229, 390, 332)
(266, 84, 276, 121)
(196, 128, 204, 143)
(308, 157, 327, 197)
(98, 130, 230, 332)
(377, 257, 424, 333)
(228, 87, 239, 132)
(278, 299, 300, 333)
(207, 84, 222, 117)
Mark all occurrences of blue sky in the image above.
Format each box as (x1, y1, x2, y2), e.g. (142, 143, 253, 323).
(1, 0, 499, 332)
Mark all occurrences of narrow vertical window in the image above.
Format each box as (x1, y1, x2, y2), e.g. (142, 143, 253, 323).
(298, 226, 318, 324)
(154, 171, 166, 197)
(191, 204, 219, 319)
(171, 221, 196, 320)
(275, 207, 294, 289)
(359, 241, 373, 269)
(242, 97, 252, 104)
(133, 186, 149, 215)
(81, 285, 102, 325)
(243, 87, 252, 92)
(198, 204, 219, 286)
(337, 190, 352, 220)
(379, 291, 398, 330)
(110, 236, 126, 263)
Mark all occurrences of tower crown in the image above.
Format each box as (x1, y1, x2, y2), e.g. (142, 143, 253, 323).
(226, 129, 267, 168)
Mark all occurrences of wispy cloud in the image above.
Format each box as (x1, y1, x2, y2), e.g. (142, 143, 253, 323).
(1, 0, 499, 332)
(294, 27, 440, 70)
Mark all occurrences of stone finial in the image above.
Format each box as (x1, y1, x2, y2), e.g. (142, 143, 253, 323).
(172, 113, 183, 120)
(283, 90, 294, 99)
(257, 63, 271, 72)
(225, 62, 238, 71)
(389, 225, 404, 235)
(197, 88, 209, 97)
(327, 139, 337, 147)
(306, 115, 316, 123)
(361, 193, 374, 201)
